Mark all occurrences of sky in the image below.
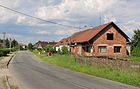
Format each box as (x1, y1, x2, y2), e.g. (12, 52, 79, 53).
(0, 0, 140, 44)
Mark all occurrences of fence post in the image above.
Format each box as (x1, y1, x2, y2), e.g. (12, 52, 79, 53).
(74, 54, 77, 64)
(84, 58, 87, 65)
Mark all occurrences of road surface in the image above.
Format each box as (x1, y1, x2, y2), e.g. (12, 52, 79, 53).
(9, 51, 139, 89)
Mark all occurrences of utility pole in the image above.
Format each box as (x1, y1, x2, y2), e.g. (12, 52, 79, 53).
(9, 38, 12, 52)
(3, 32, 6, 48)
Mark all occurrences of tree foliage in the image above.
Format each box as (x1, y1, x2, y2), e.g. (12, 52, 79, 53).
(5, 38, 10, 48)
(44, 45, 55, 53)
(131, 30, 140, 56)
(11, 39, 18, 48)
(28, 43, 34, 51)
(58, 46, 69, 55)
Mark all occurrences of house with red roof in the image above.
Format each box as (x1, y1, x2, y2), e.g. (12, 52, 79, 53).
(55, 38, 70, 51)
(34, 41, 57, 49)
(56, 22, 131, 57)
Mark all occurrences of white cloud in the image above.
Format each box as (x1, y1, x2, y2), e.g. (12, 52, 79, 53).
(35, 0, 118, 21)
(120, 20, 140, 33)
(103, 14, 116, 23)
(35, 6, 64, 20)
(36, 30, 51, 35)
(0, 0, 20, 23)
(17, 16, 28, 23)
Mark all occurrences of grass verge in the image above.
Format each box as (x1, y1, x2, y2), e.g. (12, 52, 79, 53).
(33, 51, 140, 87)
(121, 56, 140, 62)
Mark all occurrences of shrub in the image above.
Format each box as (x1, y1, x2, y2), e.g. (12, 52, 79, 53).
(0, 48, 10, 57)
(132, 45, 140, 57)
(44, 45, 55, 53)
(58, 46, 69, 55)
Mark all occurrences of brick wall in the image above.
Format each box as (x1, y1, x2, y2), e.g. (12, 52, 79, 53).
(93, 26, 127, 57)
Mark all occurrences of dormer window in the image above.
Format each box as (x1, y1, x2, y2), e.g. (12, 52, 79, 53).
(107, 33, 114, 40)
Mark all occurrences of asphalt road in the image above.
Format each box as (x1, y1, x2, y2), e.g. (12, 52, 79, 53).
(9, 51, 139, 89)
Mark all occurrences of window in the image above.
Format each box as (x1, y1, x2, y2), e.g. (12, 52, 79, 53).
(114, 46, 121, 53)
(83, 46, 92, 53)
(98, 46, 107, 53)
(107, 33, 114, 40)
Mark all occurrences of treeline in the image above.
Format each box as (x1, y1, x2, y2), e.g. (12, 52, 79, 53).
(131, 30, 140, 57)
(0, 38, 19, 57)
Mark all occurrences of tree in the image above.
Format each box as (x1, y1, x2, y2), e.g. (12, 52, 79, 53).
(11, 39, 18, 48)
(131, 30, 140, 56)
(28, 43, 34, 51)
(5, 38, 10, 48)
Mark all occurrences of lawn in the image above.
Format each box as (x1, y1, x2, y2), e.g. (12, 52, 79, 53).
(33, 51, 140, 88)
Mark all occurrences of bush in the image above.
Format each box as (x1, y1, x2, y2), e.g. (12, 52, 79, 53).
(0, 48, 10, 57)
(11, 46, 20, 52)
(44, 45, 55, 53)
(132, 45, 140, 57)
(58, 46, 69, 55)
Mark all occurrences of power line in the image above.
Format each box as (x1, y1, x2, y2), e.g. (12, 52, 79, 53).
(0, 4, 83, 29)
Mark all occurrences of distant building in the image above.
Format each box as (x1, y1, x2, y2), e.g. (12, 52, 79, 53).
(34, 41, 57, 49)
(54, 38, 70, 51)
(19, 43, 27, 49)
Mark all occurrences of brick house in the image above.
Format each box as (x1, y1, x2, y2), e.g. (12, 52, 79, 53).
(57, 22, 130, 57)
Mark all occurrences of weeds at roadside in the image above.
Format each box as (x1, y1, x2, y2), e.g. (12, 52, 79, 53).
(10, 85, 19, 89)
(2, 77, 8, 89)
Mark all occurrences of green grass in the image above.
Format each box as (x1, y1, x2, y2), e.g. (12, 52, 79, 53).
(122, 56, 140, 62)
(33, 51, 140, 87)
(110, 55, 140, 62)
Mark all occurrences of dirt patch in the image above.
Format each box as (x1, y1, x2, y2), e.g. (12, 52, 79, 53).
(0, 54, 19, 89)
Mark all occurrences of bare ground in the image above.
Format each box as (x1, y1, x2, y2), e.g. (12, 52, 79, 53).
(0, 54, 18, 89)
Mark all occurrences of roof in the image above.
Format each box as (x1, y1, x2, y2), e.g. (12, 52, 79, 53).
(35, 41, 57, 48)
(70, 22, 111, 43)
(70, 22, 130, 43)
(56, 22, 130, 46)
(55, 38, 69, 46)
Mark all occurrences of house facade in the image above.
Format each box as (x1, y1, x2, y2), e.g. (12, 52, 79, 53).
(57, 22, 130, 57)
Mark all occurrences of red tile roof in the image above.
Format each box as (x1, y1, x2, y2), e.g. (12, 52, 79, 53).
(55, 38, 69, 46)
(35, 41, 57, 48)
(70, 22, 112, 43)
(56, 22, 130, 46)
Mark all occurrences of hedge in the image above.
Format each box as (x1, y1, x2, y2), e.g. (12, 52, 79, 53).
(0, 48, 10, 57)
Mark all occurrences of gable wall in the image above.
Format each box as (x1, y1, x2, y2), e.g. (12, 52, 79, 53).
(93, 26, 127, 56)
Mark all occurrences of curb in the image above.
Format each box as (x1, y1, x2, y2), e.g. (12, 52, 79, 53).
(5, 52, 16, 89)
(6, 53, 15, 68)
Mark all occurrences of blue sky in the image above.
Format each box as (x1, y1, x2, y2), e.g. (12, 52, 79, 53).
(0, 0, 140, 44)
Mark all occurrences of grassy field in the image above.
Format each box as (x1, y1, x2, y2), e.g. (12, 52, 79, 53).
(33, 51, 140, 87)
